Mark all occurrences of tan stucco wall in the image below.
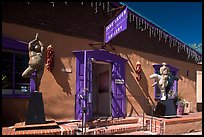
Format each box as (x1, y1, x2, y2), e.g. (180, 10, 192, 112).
(2, 22, 198, 122)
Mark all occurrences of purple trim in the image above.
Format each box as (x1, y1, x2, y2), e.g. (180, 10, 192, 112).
(83, 50, 87, 122)
(2, 37, 28, 52)
(30, 72, 36, 92)
(74, 52, 84, 120)
(13, 51, 16, 94)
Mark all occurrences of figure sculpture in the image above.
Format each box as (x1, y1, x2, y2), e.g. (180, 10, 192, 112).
(150, 62, 170, 100)
(22, 33, 44, 92)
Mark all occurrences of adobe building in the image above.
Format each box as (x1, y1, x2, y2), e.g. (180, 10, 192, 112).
(2, 2, 202, 126)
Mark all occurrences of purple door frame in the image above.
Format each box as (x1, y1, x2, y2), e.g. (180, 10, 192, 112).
(73, 49, 127, 121)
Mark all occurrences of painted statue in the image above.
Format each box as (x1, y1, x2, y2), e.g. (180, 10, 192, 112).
(22, 33, 44, 91)
(150, 62, 170, 100)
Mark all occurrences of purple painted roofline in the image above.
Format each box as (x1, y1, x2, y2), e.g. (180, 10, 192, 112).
(2, 37, 28, 51)
(73, 49, 128, 62)
(110, 2, 202, 57)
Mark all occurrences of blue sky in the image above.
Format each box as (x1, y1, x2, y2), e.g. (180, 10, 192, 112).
(121, 2, 202, 51)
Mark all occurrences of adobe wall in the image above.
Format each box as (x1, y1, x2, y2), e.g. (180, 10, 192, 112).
(2, 22, 198, 123)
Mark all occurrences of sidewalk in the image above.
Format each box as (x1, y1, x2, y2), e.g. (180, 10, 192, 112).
(182, 131, 202, 135)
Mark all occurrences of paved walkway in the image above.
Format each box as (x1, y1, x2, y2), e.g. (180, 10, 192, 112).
(116, 131, 202, 135)
(181, 131, 202, 135)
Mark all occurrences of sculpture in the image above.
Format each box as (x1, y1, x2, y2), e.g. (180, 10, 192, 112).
(22, 33, 44, 92)
(150, 62, 170, 100)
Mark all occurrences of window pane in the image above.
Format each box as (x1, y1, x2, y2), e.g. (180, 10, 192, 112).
(2, 49, 31, 96)
(15, 73, 30, 83)
(2, 60, 13, 72)
(15, 83, 30, 95)
(2, 72, 13, 95)
(14, 52, 30, 95)
(15, 52, 29, 62)
(2, 50, 13, 60)
(15, 52, 29, 72)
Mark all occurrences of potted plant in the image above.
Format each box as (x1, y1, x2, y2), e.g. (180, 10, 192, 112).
(174, 93, 186, 115)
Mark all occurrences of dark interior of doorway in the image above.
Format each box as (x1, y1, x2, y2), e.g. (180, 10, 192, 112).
(92, 61, 111, 119)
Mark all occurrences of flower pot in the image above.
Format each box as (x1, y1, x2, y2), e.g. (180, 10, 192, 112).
(177, 104, 184, 115)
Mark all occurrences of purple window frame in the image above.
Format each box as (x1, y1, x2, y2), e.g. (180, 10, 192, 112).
(2, 37, 35, 98)
(153, 64, 179, 100)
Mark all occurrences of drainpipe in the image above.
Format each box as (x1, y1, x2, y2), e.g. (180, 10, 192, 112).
(142, 99, 145, 131)
(83, 50, 87, 135)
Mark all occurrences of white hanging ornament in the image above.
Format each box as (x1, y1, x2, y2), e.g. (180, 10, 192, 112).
(164, 34, 167, 43)
(177, 44, 180, 53)
(132, 15, 135, 22)
(151, 27, 154, 36)
(149, 27, 152, 38)
(146, 23, 149, 29)
(81, 2, 83, 5)
(144, 21, 147, 30)
(129, 13, 132, 22)
(99, 2, 101, 6)
(107, 2, 109, 12)
(191, 50, 194, 59)
(50, 2, 54, 7)
(91, 2, 93, 7)
(95, 2, 98, 13)
(169, 38, 172, 47)
(135, 17, 138, 29)
(159, 30, 162, 41)
(183, 44, 186, 51)
(102, 2, 105, 10)
(187, 48, 190, 59)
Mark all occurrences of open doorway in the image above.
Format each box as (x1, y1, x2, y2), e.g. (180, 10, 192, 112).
(92, 61, 112, 118)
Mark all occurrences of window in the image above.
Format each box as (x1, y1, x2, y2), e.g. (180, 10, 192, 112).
(2, 37, 33, 97)
(153, 64, 179, 100)
(2, 49, 31, 96)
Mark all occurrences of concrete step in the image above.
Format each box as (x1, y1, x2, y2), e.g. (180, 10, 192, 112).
(85, 123, 144, 135)
(81, 117, 139, 129)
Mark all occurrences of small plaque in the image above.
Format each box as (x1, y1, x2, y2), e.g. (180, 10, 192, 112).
(115, 79, 124, 84)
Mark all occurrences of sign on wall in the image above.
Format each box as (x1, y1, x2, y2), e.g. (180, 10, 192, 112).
(104, 6, 128, 43)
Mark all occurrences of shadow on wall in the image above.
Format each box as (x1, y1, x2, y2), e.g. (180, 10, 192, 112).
(125, 55, 155, 115)
(50, 57, 72, 96)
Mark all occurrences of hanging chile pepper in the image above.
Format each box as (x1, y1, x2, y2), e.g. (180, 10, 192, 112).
(46, 45, 54, 72)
